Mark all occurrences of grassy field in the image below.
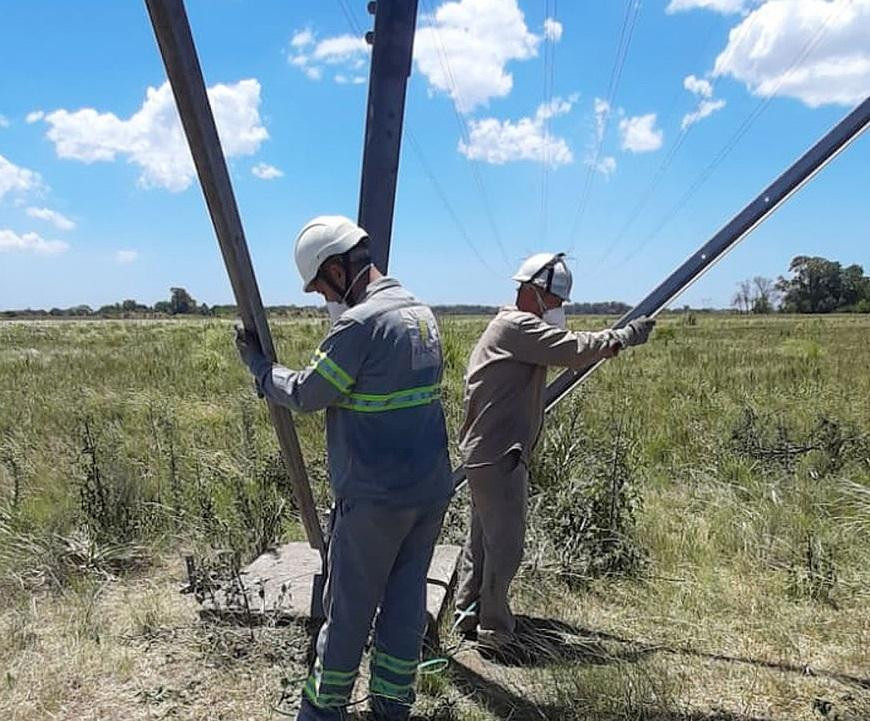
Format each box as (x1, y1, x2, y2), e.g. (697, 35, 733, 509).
(1, 313, 868, 720)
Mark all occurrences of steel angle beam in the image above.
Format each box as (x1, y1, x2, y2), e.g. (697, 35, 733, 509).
(358, 0, 420, 273)
(144, 0, 325, 554)
(454, 95, 870, 490)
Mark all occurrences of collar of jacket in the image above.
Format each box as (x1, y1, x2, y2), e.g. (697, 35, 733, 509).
(358, 276, 401, 303)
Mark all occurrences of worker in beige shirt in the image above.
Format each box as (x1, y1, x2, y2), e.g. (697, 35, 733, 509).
(455, 252, 655, 654)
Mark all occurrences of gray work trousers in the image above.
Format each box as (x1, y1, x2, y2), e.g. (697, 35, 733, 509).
(454, 454, 529, 635)
(297, 498, 448, 721)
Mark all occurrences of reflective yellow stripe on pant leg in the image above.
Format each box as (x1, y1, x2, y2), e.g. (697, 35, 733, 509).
(303, 659, 357, 708)
(369, 648, 417, 705)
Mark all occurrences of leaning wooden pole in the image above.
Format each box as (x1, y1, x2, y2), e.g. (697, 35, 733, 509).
(144, 0, 325, 554)
(453, 95, 870, 490)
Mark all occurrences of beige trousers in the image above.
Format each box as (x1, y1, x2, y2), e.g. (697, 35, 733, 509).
(454, 453, 528, 635)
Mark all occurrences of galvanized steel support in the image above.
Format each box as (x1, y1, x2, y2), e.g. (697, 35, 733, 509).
(145, 0, 325, 554)
(357, 0, 420, 273)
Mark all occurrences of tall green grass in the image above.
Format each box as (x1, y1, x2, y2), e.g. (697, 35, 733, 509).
(1, 314, 869, 719)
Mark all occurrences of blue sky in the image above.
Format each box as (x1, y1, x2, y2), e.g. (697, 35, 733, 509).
(1, 0, 868, 310)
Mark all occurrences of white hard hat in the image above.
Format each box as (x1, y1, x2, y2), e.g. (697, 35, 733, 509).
(294, 215, 368, 292)
(512, 252, 572, 301)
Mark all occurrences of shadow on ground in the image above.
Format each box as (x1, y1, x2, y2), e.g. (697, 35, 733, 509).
(448, 657, 785, 721)
(473, 614, 870, 692)
(426, 614, 870, 721)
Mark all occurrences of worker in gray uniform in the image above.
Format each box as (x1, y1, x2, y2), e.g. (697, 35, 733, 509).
(235, 215, 453, 721)
(454, 252, 655, 654)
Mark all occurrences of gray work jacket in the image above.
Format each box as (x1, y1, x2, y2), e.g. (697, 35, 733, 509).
(248, 277, 453, 506)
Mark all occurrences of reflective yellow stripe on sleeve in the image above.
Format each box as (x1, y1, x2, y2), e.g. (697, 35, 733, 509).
(336, 384, 441, 413)
(312, 349, 354, 394)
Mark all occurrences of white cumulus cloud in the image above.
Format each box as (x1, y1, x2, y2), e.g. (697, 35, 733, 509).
(0, 154, 42, 202)
(115, 249, 139, 264)
(313, 35, 370, 64)
(25, 110, 44, 124)
(593, 98, 611, 142)
(681, 74, 727, 128)
(667, 0, 751, 13)
(543, 17, 563, 42)
(289, 31, 369, 84)
(587, 155, 617, 177)
(713, 0, 870, 108)
(458, 95, 576, 166)
(0, 228, 69, 255)
(619, 113, 664, 153)
(414, 0, 541, 113)
(251, 162, 284, 180)
(291, 29, 315, 49)
(335, 74, 367, 85)
(0, 115, 9, 129)
(25, 206, 76, 231)
(41, 79, 268, 192)
(684, 74, 714, 97)
(682, 98, 727, 129)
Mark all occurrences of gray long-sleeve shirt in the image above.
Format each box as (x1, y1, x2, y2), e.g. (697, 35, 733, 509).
(245, 277, 453, 506)
(459, 307, 620, 468)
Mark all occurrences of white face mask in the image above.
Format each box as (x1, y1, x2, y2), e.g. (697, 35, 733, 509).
(532, 287, 567, 329)
(326, 301, 348, 323)
(543, 306, 567, 329)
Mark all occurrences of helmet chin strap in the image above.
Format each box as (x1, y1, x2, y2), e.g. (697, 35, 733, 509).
(531, 286, 548, 316)
(321, 257, 372, 307)
(341, 263, 373, 306)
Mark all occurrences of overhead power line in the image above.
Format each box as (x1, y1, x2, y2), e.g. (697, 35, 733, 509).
(608, 1, 846, 270)
(581, 16, 722, 276)
(333, 0, 501, 277)
(406, 131, 502, 277)
(566, 0, 642, 253)
(419, 0, 512, 269)
(540, 0, 558, 248)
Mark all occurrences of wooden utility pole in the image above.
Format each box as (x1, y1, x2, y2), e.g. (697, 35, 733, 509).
(144, 0, 324, 554)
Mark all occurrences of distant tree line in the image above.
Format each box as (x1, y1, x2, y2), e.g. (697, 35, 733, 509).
(6, 256, 867, 319)
(0, 287, 323, 320)
(430, 301, 632, 316)
(732, 256, 870, 314)
(3, 289, 634, 319)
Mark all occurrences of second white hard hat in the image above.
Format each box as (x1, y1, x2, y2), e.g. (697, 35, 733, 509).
(512, 252, 572, 301)
(294, 215, 368, 292)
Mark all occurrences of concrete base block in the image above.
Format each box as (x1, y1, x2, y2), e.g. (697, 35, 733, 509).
(200, 542, 462, 629)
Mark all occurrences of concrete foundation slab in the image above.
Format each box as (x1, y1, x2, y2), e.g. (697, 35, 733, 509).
(199, 542, 461, 628)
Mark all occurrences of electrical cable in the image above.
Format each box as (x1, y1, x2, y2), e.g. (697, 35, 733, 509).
(581, 15, 722, 277)
(333, 0, 501, 277)
(566, 0, 642, 253)
(406, 131, 503, 277)
(607, 1, 845, 271)
(540, 0, 558, 248)
(420, 0, 512, 269)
